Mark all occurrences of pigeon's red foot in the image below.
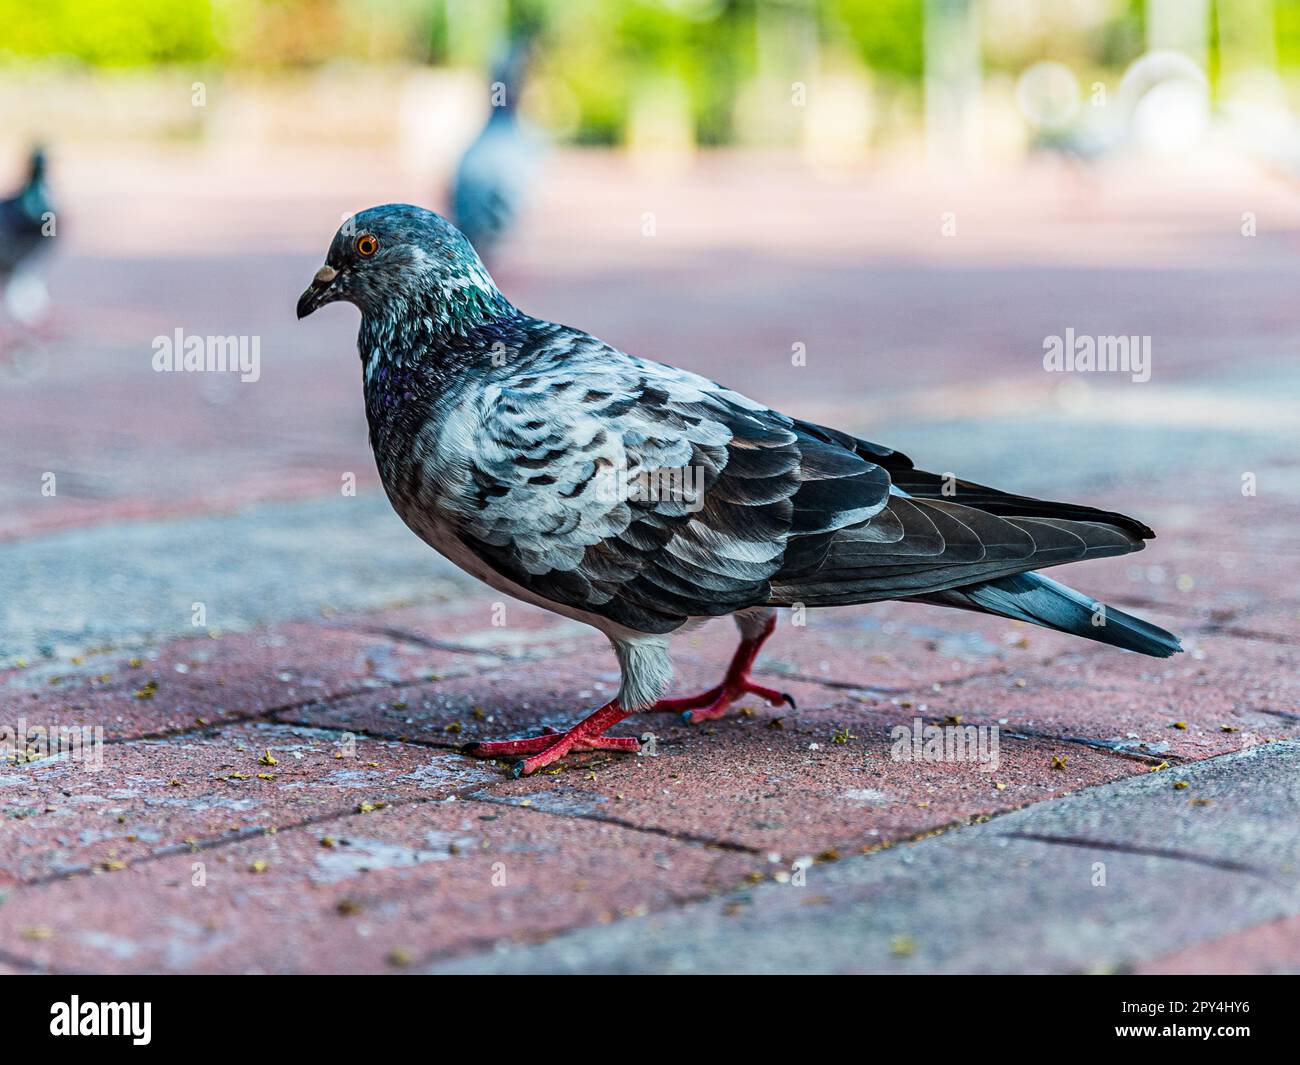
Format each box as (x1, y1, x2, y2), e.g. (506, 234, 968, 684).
(651, 613, 795, 724)
(653, 675, 795, 723)
(464, 700, 638, 777)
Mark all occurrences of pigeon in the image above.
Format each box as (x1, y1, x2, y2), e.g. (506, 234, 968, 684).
(450, 37, 537, 266)
(0, 146, 54, 323)
(297, 204, 1182, 776)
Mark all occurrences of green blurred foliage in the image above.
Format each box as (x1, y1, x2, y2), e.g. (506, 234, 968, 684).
(1095, 1, 1145, 72)
(5, 0, 1297, 143)
(0, 0, 216, 64)
(1278, 0, 1300, 66)
(541, 0, 751, 145)
(832, 0, 923, 81)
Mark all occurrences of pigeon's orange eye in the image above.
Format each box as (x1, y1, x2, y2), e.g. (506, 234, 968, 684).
(355, 234, 379, 257)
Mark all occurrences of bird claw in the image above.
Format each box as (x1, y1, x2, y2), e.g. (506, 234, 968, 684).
(465, 704, 640, 776)
(462, 727, 563, 759)
(654, 675, 795, 724)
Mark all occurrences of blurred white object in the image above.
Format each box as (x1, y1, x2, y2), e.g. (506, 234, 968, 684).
(1018, 48, 1214, 172)
(3, 268, 49, 325)
(1131, 79, 1209, 154)
(1120, 51, 1210, 155)
(1016, 61, 1080, 133)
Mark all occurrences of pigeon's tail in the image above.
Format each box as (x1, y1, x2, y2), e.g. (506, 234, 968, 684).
(28, 146, 45, 184)
(921, 571, 1182, 658)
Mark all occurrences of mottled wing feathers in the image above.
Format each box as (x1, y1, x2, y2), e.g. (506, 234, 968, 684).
(440, 352, 889, 632)
(437, 331, 1152, 633)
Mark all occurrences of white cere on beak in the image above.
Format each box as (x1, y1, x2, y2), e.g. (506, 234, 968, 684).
(314, 265, 339, 284)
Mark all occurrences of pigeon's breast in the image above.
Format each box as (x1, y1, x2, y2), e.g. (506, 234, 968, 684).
(369, 395, 643, 638)
(367, 379, 475, 551)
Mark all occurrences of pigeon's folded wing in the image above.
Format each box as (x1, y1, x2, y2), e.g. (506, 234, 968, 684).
(767, 420, 1152, 606)
(445, 358, 889, 632)
(444, 351, 1152, 632)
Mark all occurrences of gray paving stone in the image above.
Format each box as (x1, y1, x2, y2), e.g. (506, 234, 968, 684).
(428, 740, 1300, 974)
(0, 492, 474, 662)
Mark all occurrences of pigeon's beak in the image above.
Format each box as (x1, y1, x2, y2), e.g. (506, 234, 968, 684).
(296, 265, 339, 320)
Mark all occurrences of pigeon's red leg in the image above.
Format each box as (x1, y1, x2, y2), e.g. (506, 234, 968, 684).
(465, 700, 639, 777)
(651, 613, 795, 723)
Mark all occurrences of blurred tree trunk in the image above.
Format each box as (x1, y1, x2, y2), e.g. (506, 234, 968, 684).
(1147, 0, 1210, 71)
(924, 0, 981, 170)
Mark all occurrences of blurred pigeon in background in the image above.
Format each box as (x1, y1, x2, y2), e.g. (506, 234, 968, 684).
(450, 37, 539, 266)
(298, 205, 1182, 777)
(0, 146, 55, 326)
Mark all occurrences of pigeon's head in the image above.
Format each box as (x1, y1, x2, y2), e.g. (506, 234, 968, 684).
(27, 146, 46, 185)
(296, 204, 508, 330)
